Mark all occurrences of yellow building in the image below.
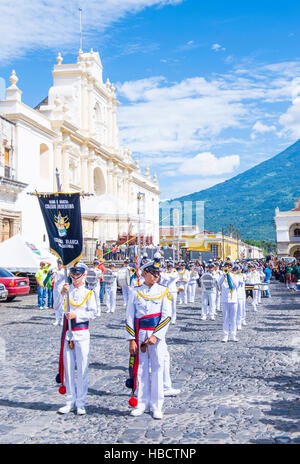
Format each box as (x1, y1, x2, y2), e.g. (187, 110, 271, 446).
(160, 226, 264, 261)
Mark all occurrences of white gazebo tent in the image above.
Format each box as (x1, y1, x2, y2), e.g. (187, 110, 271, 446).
(0, 234, 57, 273)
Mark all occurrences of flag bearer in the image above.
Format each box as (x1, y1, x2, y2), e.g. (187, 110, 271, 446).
(57, 262, 97, 415)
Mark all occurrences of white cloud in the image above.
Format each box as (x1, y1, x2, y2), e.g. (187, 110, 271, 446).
(116, 61, 300, 160)
(117, 75, 249, 155)
(0, 0, 183, 62)
(212, 43, 226, 52)
(251, 121, 277, 139)
(178, 152, 240, 176)
(279, 96, 300, 138)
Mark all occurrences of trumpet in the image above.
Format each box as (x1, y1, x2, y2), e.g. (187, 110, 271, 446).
(223, 268, 229, 274)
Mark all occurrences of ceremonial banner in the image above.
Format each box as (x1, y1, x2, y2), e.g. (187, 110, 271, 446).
(37, 193, 83, 267)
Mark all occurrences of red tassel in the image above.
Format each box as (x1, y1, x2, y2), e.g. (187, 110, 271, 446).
(129, 396, 138, 408)
(58, 385, 66, 395)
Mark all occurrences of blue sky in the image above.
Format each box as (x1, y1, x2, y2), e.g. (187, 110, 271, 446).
(1, 0, 300, 199)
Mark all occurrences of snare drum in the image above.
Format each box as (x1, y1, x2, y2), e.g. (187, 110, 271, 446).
(245, 284, 254, 301)
(255, 283, 269, 291)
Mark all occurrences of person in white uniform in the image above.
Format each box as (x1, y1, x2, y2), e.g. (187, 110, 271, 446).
(234, 265, 247, 330)
(161, 261, 179, 324)
(187, 262, 198, 304)
(57, 262, 97, 415)
(213, 263, 223, 312)
(257, 265, 265, 304)
(91, 259, 102, 316)
(200, 263, 219, 320)
(104, 263, 118, 313)
(52, 259, 66, 326)
(126, 257, 172, 420)
(245, 264, 259, 312)
(177, 263, 190, 305)
(117, 259, 131, 307)
(218, 263, 239, 342)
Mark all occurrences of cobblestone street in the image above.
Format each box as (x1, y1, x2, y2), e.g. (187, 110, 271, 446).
(0, 280, 300, 444)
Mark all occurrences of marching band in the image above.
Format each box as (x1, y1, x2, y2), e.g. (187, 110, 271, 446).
(52, 253, 273, 418)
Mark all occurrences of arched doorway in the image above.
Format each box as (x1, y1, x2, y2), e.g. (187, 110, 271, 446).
(93, 167, 106, 196)
(289, 223, 300, 240)
(290, 246, 300, 260)
(294, 250, 300, 260)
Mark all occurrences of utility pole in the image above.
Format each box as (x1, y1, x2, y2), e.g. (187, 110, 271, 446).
(137, 192, 145, 261)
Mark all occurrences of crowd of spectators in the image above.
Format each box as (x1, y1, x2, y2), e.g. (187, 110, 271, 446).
(271, 259, 300, 290)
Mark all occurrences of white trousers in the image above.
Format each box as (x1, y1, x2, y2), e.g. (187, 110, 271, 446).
(237, 298, 246, 328)
(178, 283, 188, 304)
(122, 285, 130, 306)
(137, 338, 166, 412)
(149, 341, 172, 391)
(202, 292, 216, 318)
(257, 289, 262, 304)
(163, 342, 172, 391)
(222, 302, 238, 338)
(53, 298, 64, 324)
(105, 286, 117, 312)
(216, 290, 221, 311)
(187, 282, 197, 303)
(63, 337, 90, 409)
(94, 284, 101, 315)
(170, 291, 177, 323)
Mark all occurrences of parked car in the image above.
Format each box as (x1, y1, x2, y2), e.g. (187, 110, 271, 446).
(0, 268, 30, 301)
(0, 283, 8, 301)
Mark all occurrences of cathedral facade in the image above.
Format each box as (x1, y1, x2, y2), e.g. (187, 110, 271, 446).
(275, 198, 300, 260)
(0, 50, 160, 259)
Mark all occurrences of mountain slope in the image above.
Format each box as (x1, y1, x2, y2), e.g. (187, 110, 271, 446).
(165, 140, 300, 241)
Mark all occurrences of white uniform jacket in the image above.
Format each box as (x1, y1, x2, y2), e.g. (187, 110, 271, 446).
(162, 270, 179, 293)
(53, 268, 66, 308)
(178, 269, 190, 283)
(59, 284, 97, 341)
(245, 271, 260, 285)
(126, 282, 172, 343)
(236, 273, 247, 300)
(218, 272, 239, 304)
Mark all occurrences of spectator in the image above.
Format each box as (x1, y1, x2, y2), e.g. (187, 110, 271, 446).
(285, 263, 293, 289)
(35, 261, 51, 310)
(97, 258, 106, 304)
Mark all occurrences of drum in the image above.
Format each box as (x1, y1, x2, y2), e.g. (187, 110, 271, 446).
(255, 283, 269, 291)
(201, 273, 214, 291)
(103, 271, 116, 286)
(176, 281, 185, 293)
(117, 267, 130, 287)
(245, 284, 254, 301)
(85, 269, 99, 290)
(297, 280, 300, 292)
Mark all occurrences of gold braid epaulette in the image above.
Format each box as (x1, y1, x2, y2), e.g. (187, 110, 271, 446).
(137, 287, 172, 302)
(64, 290, 93, 312)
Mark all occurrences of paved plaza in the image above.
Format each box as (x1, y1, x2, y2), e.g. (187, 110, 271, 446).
(0, 280, 300, 444)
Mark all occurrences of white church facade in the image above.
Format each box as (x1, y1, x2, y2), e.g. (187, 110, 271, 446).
(0, 50, 160, 260)
(274, 198, 300, 260)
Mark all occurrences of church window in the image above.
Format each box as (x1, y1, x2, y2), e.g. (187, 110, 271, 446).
(294, 228, 300, 237)
(40, 144, 50, 179)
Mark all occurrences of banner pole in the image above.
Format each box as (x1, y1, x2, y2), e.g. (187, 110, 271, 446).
(56, 169, 74, 349)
